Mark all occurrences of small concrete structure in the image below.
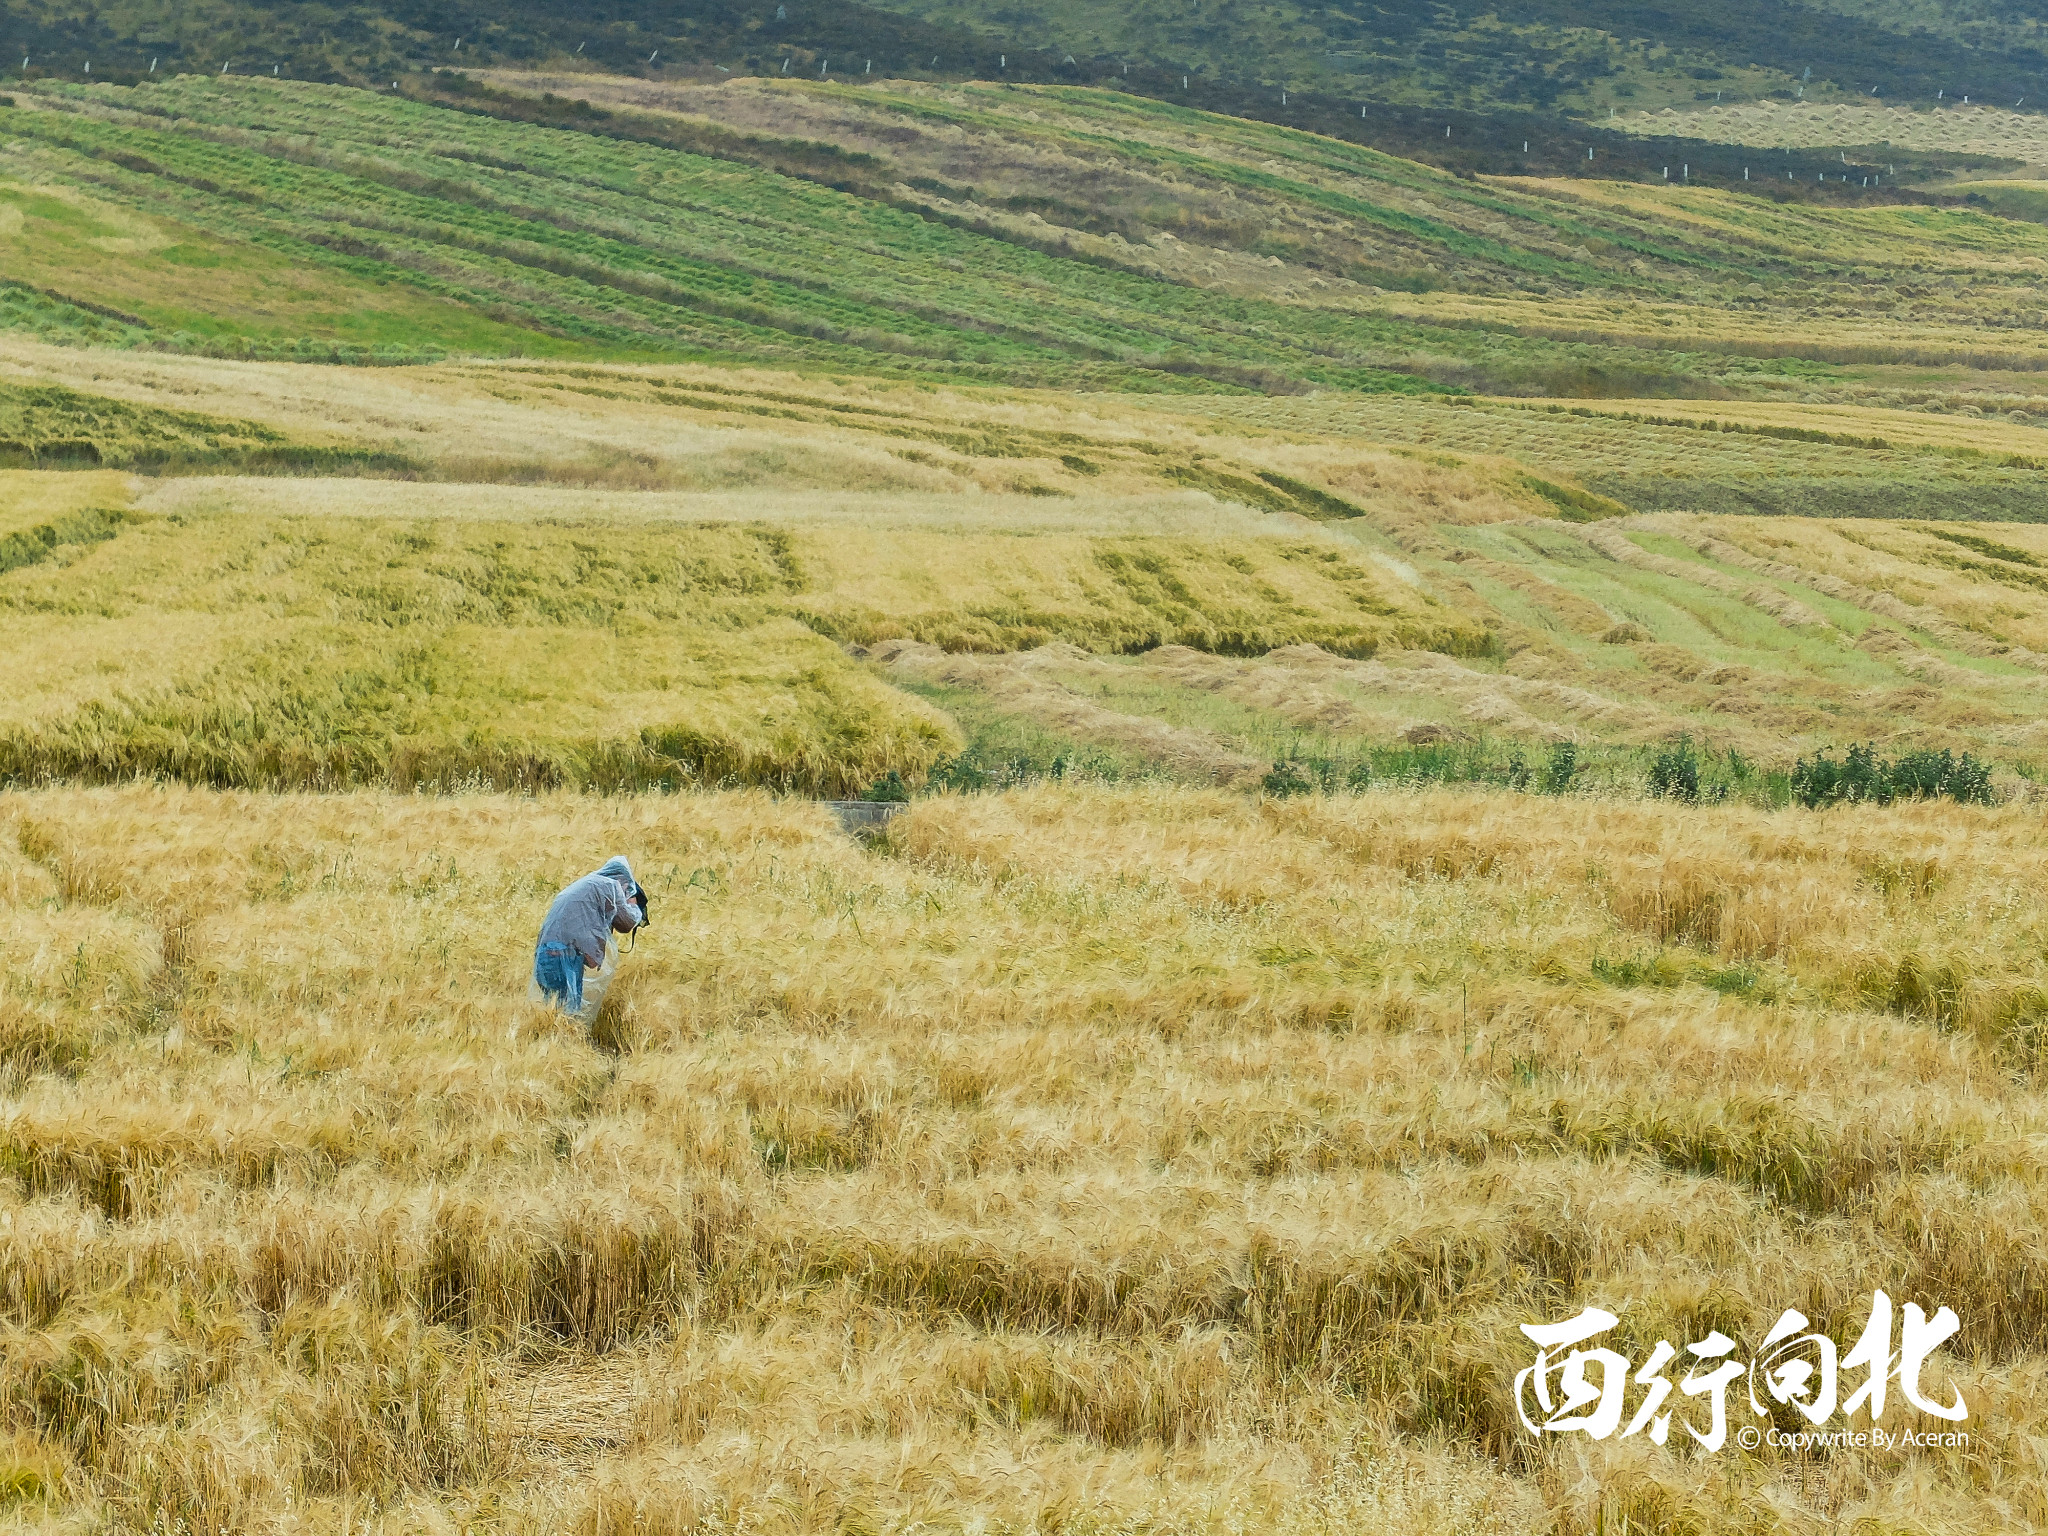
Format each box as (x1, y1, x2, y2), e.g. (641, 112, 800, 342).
(822, 800, 908, 835)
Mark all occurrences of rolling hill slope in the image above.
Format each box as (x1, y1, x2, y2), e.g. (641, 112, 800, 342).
(0, 73, 2038, 399)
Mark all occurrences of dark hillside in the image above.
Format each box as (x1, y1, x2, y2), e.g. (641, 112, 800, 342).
(853, 0, 2048, 109)
(1480, 0, 2048, 102)
(0, 0, 1009, 86)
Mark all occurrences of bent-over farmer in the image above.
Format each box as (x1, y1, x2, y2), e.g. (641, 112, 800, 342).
(534, 856, 647, 1017)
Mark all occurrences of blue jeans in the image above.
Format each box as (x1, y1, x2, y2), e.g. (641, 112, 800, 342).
(534, 941, 583, 1014)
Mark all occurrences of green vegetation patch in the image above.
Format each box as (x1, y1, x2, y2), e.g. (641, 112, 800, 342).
(1584, 474, 2048, 522)
(1791, 743, 1996, 807)
(0, 281, 149, 349)
(1521, 474, 1632, 522)
(0, 505, 135, 573)
(0, 382, 414, 474)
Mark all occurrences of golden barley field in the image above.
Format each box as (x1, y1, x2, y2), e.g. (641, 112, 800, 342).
(0, 780, 2032, 1532)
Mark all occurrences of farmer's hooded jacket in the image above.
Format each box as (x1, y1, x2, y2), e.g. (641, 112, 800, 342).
(538, 856, 640, 968)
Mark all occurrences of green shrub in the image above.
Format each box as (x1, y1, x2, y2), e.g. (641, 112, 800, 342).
(1648, 736, 1701, 802)
(1792, 744, 1995, 807)
(865, 770, 912, 803)
(1262, 757, 1331, 797)
(1539, 740, 1579, 795)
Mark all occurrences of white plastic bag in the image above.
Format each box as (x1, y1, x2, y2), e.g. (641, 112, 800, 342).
(576, 940, 620, 1026)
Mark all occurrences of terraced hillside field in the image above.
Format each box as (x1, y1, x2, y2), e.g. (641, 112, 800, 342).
(4, 333, 2048, 798)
